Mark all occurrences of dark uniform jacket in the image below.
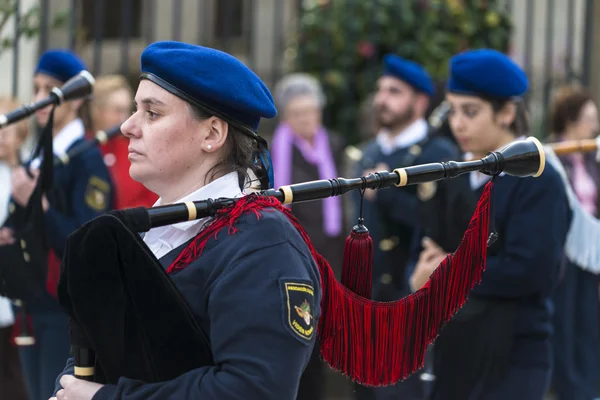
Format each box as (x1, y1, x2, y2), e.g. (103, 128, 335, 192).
(431, 161, 572, 399)
(353, 129, 458, 300)
(54, 208, 322, 400)
(2, 137, 114, 309)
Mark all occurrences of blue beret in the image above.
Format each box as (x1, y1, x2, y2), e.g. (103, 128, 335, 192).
(140, 41, 277, 133)
(35, 49, 87, 83)
(447, 49, 529, 99)
(382, 54, 435, 97)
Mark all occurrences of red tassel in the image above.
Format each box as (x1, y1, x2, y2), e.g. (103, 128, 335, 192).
(317, 182, 492, 385)
(341, 223, 373, 299)
(166, 181, 493, 387)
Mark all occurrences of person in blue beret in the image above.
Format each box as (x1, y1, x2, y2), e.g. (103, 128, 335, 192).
(409, 48, 571, 399)
(0, 49, 115, 400)
(50, 41, 321, 400)
(351, 53, 459, 400)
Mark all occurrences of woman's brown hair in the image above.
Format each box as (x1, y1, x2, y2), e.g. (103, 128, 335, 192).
(482, 96, 530, 137)
(88, 74, 134, 130)
(549, 85, 593, 134)
(91, 74, 134, 108)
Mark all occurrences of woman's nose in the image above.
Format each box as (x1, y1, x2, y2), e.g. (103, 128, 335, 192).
(120, 113, 140, 139)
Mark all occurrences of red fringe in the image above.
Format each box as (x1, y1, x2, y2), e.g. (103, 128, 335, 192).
(166, 182, 492, 387)
(341, 230, 373, 299)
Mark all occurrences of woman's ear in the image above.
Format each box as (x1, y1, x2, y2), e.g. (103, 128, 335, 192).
(204, 117, 229, 152)
(495, 102, 517, 128)
(414, 93, 430, 117)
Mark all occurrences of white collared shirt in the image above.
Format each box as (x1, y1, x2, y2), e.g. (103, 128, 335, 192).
(0, 162, 11, 225)
(468, 135, 526, 189)
(0, 162, 14, 327)
(143, 172, 245, 259)
(375, 118, 428, 156)
(29, 118, 85, 169)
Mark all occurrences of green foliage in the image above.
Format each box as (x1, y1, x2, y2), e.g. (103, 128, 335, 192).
(290, 0, 513, 144)
(0, 1, 68, 54)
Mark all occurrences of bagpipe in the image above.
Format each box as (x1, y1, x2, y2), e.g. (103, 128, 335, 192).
(53, 123, 123, 168)
(58, 136, 545, 387)
(0, 71, 94, 129)
(548, 137, 600, 157)
(415, 134, 600, 397)
(0, 71, 95, 346)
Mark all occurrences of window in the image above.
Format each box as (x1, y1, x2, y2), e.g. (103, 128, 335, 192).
(214, 0, 244, 39)
(82, 0, 143, 40)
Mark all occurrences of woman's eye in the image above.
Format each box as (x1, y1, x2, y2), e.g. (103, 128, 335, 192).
(464, 108, 478, 118)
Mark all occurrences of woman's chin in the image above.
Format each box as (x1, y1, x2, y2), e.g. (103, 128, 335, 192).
(128, 165, 148, 184)
(35, 114, 49, 127)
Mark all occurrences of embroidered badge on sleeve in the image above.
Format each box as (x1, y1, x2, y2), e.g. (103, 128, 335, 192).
(280, 280, 315, 343)
(85, 176, 111, 211)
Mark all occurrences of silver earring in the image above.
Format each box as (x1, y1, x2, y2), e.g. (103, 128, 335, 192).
(207, 144, 212, 150)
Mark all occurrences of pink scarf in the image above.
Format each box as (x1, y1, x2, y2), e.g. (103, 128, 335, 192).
(271, 123, 342, 237)
(570, 153, 597, 215)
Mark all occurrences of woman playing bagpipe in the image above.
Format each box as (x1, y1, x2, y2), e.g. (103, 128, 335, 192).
(410, 49, 572, 399)
(545, 86, 600, 400)
(51, 40, 321, 400)
(49, 41, 547, 400)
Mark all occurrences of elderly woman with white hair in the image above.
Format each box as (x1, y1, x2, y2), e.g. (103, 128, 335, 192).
(271, 73, 347, 400)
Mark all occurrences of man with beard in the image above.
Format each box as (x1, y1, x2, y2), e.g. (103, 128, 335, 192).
(352, 54, 458, 400)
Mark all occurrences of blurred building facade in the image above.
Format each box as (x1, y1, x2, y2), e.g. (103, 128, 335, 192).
(0, 0, 596, 137)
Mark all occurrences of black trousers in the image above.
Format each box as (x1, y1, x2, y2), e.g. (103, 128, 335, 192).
(0, 325, 29, 400)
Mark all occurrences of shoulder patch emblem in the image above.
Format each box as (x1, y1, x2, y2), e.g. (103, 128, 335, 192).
(417, 181, 437, 201)
(85, 176, 111, 211)
(280, 280, 315, 343)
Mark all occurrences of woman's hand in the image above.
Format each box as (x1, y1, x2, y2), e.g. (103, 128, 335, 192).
(11, 167, 38, 207)
(409, 237, 448, 292)
(0, 228, 14, 245)
(50, 375, 104, 400)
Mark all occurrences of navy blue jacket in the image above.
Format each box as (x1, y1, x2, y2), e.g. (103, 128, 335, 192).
(54, 208, 322, 399)
(4, 138, 114, 310)
(471, 161, 571, 366)
(44, 138, 115, 259)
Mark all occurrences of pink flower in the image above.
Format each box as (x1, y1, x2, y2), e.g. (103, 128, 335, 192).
(357, 40, 376, 59)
